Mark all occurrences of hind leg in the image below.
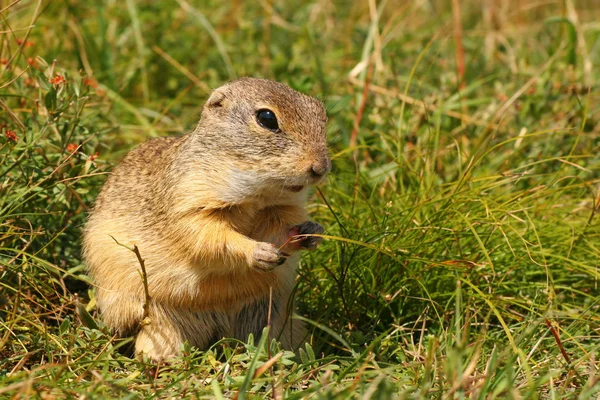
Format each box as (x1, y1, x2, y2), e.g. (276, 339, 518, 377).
(135, 303, 230, 361)
(135, 318, 183, 361)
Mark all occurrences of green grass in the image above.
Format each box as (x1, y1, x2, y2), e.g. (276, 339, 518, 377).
(1, 0, 600, 398)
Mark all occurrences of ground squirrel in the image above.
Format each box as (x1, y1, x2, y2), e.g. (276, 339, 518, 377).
(83, 78, 330, 361)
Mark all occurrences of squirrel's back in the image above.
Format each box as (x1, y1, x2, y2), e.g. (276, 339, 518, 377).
(91, 135, 185, 218)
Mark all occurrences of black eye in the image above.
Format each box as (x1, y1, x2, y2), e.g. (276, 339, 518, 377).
(256, 109, 279, 132)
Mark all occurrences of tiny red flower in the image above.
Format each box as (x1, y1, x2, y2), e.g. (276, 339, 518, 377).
(26, 57, 36, 67)
(5, 129, 18, 143)
(49, 74, 66, 85)
(83, 77, 99, 89)
(0, 59, 8, 65)
(16, 39, 35, 47)
(24, 77, 36, 87)
(66, 143, 79, 153)
(89, 152, 99, 161)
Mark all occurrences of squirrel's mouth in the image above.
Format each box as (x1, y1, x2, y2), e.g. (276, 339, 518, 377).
(286, 185, 304, 193)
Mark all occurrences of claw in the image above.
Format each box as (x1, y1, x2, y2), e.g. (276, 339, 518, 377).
(288, 221, 324, 250)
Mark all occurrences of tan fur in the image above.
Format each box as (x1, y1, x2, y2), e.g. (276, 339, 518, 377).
(83, 78, 330, 360)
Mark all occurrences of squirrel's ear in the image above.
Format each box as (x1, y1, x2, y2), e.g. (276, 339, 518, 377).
(206, 90, 226, 108)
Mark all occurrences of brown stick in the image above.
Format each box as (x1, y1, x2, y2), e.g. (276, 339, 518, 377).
(110, 237, 151, 324)
(132, 245, 151, 322)
(452, 0, 466, 90)
(349, 60, 374, 149)
(545, 319, 571, 365)
(0, 273, 21, 352)
(266, 286, 277, 400)
(152, 45, 211, 94)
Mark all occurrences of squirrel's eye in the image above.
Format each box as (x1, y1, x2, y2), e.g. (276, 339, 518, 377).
(256, 109, 279, 132)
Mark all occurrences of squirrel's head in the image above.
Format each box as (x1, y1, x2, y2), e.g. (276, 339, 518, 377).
(190, 77, 330, 205)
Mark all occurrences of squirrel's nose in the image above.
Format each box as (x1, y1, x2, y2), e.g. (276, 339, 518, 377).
(310, 158, 331, 178)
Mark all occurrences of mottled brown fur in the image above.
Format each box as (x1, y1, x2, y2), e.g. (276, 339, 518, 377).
(83, 78, 330, 360)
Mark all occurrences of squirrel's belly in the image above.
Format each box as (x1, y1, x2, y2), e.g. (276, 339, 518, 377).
(158, 265, 296, 311)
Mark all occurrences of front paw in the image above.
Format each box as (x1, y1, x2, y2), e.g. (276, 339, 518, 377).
(289, 221, 324, 250)
(252, 242, 287, 271)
